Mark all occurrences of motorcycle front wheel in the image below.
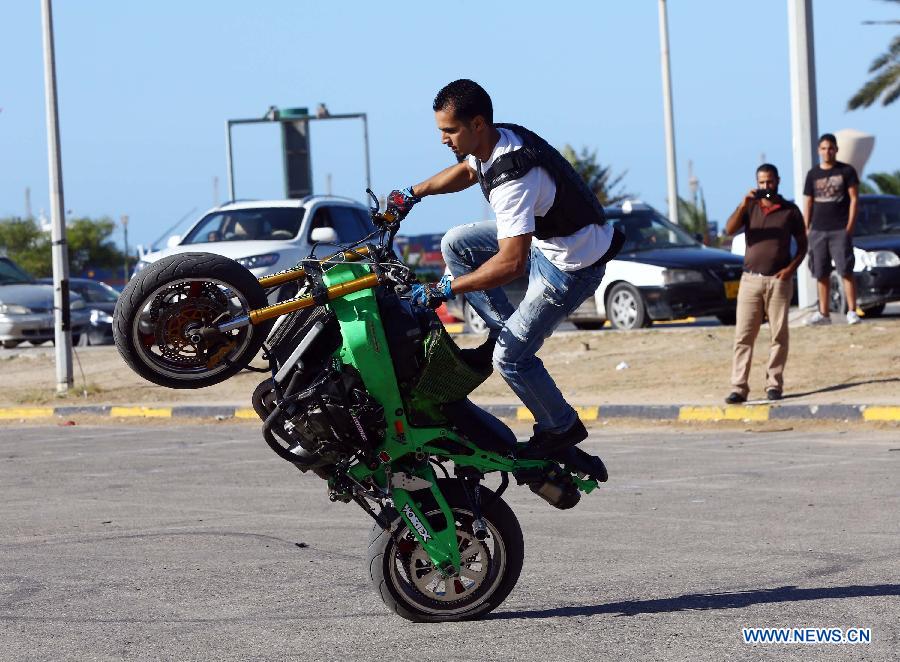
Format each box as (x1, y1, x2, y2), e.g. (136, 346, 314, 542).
(113, 252, 274, 389)
(367, 479, 524, 622)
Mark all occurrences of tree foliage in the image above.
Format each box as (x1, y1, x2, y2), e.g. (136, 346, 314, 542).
(864, 170, 900, 195)
(677, 193, 710, 243)
(0, 216, 125, 277)
(848, 1, 900, 109)
(561, 145, 636, 206)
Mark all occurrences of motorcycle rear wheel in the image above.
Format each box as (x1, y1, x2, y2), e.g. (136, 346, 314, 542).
(367, 479, 524, 622)
(113, 252, 274, 389)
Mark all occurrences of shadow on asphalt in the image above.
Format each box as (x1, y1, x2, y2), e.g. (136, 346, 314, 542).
(491, 583, 900, 619)
(781, 377, 900, 400)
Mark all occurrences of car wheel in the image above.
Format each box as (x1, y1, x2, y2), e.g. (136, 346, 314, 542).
(716, 311, 737, 325)
(605, 283, 647, 330)
(1, 340, 20, 349)
(861, 303, 885, 318)
(76, 332, 90, 347)
(828, 273, 847, 314)
(463, 302, 490, 335)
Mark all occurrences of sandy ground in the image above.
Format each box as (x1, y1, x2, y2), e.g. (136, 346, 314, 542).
(2, 318, 898, 407)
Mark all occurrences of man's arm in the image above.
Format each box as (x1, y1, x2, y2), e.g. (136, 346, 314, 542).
(411, 162, 477, 198)
(725, 190, 755, 236)
(449, 234, 531, 295)
(803, 196, 814, 233)
(846, 184, 859, 235)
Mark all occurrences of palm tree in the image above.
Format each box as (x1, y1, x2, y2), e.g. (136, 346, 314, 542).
(561, 145, 635, 206)
(865, 170, 900, 195)
(847, 1, 900, 109)
(677, 192, 710, 243)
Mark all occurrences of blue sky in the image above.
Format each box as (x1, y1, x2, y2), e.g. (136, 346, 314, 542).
(2, 1, 898, 250)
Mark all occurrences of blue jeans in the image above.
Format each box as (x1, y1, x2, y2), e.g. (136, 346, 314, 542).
(441, 221, 607, 433)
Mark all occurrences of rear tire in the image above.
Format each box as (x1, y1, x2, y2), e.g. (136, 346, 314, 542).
(113, 252, 273, 389)
(367, 479, 524, 622)
(463, 302, 490, 335)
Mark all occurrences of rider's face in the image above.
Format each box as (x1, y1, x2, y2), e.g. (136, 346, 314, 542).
(435, 107, 481, 159)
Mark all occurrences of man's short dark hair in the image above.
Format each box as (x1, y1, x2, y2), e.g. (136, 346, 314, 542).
(818, 133, 838, 147)
(433, 79, 493, 124)
(757, 163, 779, 178)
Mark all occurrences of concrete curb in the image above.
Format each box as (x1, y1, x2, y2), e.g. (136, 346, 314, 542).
(1, 403, 899, 422)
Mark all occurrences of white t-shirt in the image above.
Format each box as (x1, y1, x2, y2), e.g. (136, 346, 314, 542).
(467, 127, 613, 271)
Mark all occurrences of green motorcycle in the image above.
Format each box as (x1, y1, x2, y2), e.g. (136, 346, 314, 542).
(113, 191, 607, 622)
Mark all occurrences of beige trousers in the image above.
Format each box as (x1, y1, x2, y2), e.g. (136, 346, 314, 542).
(730, 272, 793, 397)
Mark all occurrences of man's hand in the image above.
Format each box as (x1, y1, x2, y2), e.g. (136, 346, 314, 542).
(773, 266, 794, 281)
(410, 275, 454, 309)
(385, 186, 421, 222)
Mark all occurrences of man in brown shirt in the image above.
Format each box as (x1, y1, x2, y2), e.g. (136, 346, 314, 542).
(724, 164, 808, 403)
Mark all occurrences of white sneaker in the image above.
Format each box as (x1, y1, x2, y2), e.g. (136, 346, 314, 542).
(805, 311, 832, 326)
(846, 310, 862, 325)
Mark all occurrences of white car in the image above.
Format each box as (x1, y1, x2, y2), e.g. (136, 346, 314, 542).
(447, 201, 745, 331)
(134, 197, 377, 298)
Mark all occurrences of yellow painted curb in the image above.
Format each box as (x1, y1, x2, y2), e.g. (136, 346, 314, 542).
(516, 406, 597, 422)
(679, 405, 769, 422)
(0, 407, 55, 420)
(109, 406, 172, 418)
(234, 408, 258, 419)
(862, 406, 900, 422)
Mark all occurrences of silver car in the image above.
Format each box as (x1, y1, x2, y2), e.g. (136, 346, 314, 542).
(0, 257, 90, 348)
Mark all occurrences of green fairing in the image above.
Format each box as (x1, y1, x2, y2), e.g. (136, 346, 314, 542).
(324, 261, 598, 574)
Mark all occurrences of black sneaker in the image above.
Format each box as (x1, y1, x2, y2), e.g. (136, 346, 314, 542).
(520, 418, 588, 459)
(459, 336, 497, 373)
(766, 389, 782, 401)
(725, 392, 746, 405)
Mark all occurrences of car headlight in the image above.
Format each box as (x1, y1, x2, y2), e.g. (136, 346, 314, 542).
(860, 250, 900, 269)
(237, 253, 280, 269)
(70, 299, 85, 310)
(0, 303, 30, 315)
(90, 309, 114, 324)
(662, 268, 705, 285)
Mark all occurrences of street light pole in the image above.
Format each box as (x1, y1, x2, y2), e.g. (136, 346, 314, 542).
(40, 0, 72, 393)
(121, 214, 130, 282)
(658, 0, 680, 225)
(788, 0, 819, 309)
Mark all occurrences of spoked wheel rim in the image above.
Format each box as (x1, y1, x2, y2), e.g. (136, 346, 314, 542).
(464, 303, 490, 335)
(388, 508, 507, 617)
(609, 289, 638, 329)
(131, 277, 257, 382)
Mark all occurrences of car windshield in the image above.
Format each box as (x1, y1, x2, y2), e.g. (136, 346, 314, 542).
(0, 258, 35, 285)
(181, 208, 306, 244)
(856, 198, 900, 236)
(79, 281, 120, 303)
(610, 211, 700, 251)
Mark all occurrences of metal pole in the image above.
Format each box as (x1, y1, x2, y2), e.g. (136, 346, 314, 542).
(121, 214, 130, 282)
(361, 113, 371, 192)
(41, 0, 72, 393)
(225, 120, 235, 201)
(658, 0, 679, 225)
(788, 0, 819, 309)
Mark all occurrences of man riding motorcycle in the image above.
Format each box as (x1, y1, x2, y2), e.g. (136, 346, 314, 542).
(386, 79, 623, 458)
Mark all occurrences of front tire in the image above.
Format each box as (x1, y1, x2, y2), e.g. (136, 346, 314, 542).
(606, 282, 648, 330)
(367, 479, 524, 622)
(113, 252, 273, 388)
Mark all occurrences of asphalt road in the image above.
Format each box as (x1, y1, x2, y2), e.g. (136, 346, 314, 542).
(1, 424, 897, 661)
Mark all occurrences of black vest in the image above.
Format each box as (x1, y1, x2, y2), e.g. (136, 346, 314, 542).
(476, 123, 607, 240)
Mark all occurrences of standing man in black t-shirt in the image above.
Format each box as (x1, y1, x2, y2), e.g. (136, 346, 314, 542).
(803, 133, 861, 325)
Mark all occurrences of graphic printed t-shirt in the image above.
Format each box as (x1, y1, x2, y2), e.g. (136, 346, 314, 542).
(803, 161, 859, 231)
(467, 128, 612, 271)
